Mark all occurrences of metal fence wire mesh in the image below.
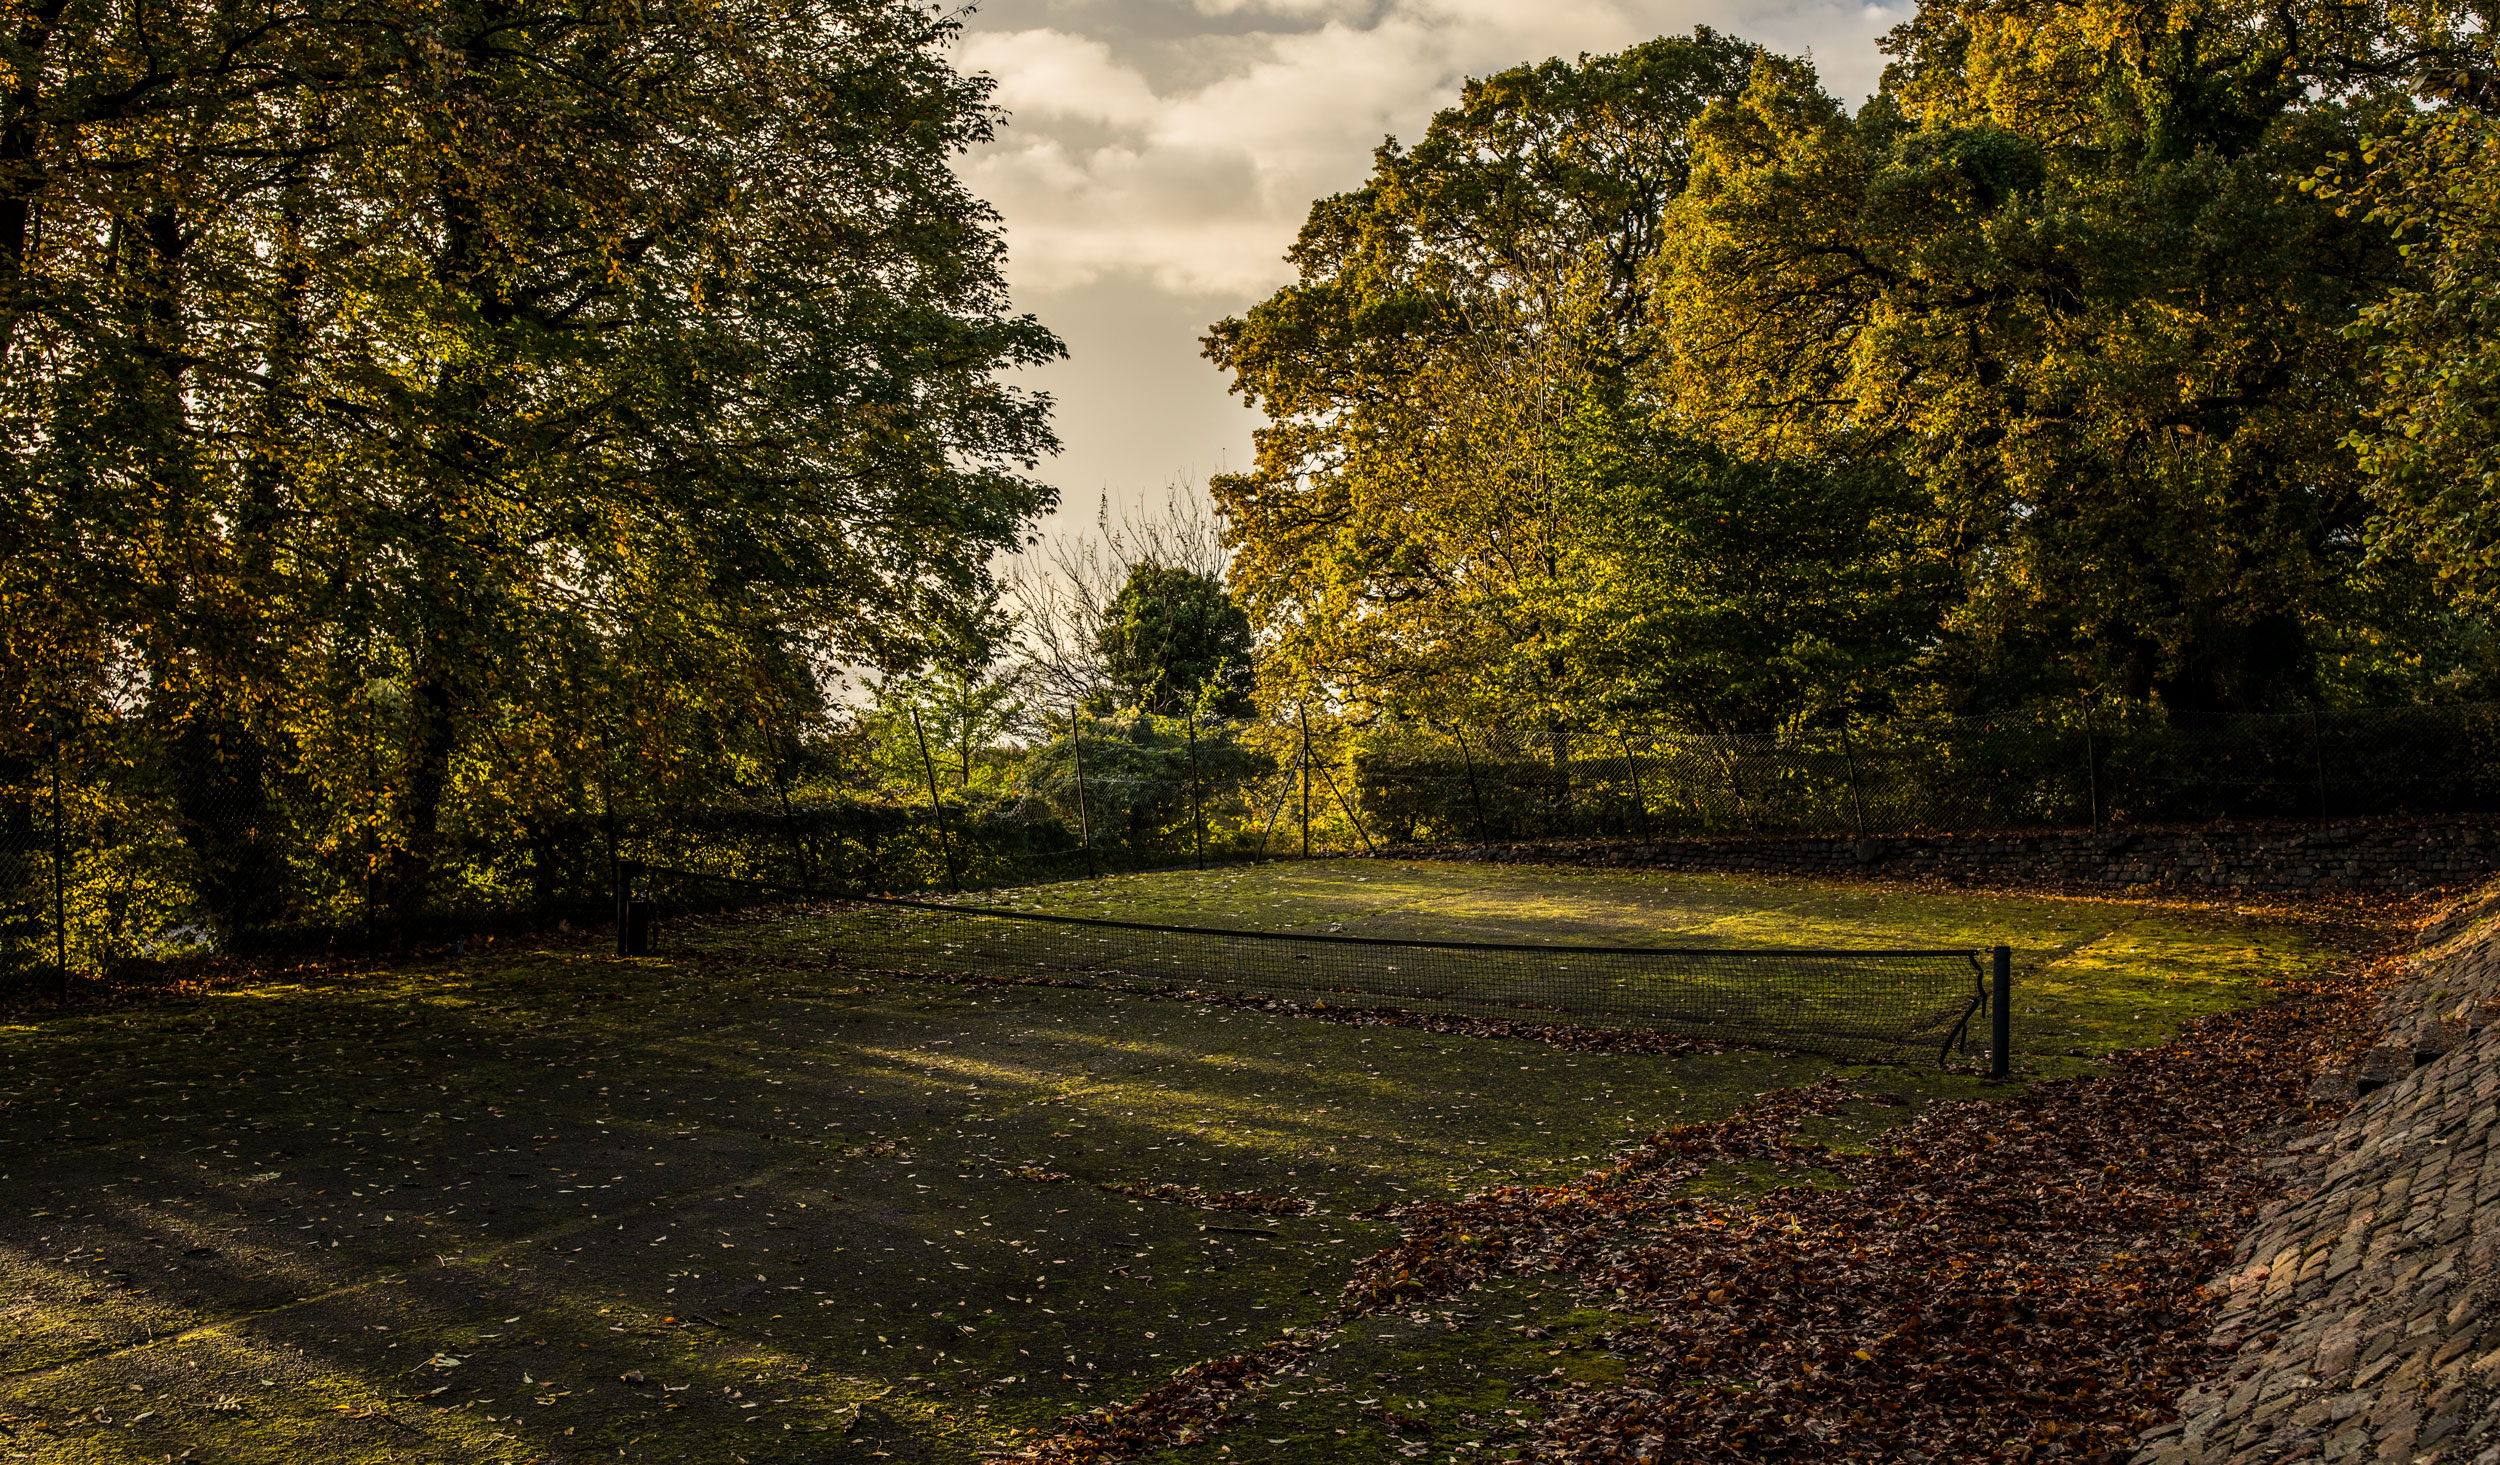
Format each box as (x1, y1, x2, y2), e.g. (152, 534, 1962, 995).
(11, 696, 2497, 993)
(1353, 702, 2500, 842)
(646, 866, 1986, 1063)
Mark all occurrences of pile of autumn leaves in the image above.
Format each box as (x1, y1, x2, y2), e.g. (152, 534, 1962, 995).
(1017, 958, 2386, 1463)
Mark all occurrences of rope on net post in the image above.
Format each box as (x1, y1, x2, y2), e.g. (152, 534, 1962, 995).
(908, 706, 961, 895)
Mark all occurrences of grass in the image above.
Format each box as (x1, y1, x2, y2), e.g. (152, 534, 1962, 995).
(0, 861, 2340, 1463)
(941, 860, 2325, 1080)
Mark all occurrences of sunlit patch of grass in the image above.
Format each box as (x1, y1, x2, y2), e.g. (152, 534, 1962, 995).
(875, 860, 2335, 1078)
(2010, 918, 2310, 1074)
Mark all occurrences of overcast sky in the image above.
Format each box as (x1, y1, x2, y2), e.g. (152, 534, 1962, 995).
(952, 0, 1909, 546)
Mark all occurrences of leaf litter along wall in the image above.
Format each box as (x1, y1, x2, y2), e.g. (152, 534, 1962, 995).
(2136, 884, 2500, 1465)
(1005, 903, 2417, 1462)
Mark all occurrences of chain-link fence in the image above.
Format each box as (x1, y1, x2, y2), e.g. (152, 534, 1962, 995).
(1352, 702, 2500, 844)
(8, 698, 2499, 995)
(0, 708, 1326, 993)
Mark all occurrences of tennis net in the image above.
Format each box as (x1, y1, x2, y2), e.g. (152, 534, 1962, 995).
(640, 864, 1988, 1064)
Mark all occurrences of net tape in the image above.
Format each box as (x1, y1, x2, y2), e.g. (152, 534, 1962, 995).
(641, 865, 1987, 1064)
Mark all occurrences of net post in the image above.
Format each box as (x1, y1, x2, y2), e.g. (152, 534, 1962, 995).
(1989, 944, 2011, 1079)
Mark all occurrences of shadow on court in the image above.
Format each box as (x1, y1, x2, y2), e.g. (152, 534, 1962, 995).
(0, 927, 1934, 1464)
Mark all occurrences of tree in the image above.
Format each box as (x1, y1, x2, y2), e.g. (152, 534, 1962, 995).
(2336, 87, 2500, 614)
(1554, 406, 1943, 732)
(1, 0, 1062, 943)
(861, 640, 1029, 795)
(1205, 30, 1763, 725)
(1096, 564, 1256, 718)
(1014, 711, 1271, 859)
(1006, 487, 1231, 712)
(1656, 13, 2421, 713)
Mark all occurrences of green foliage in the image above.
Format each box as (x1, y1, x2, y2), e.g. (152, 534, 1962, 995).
(1209, 3, 2500, 729)
(1661, 35, 2413, 712)
(1096, 564, 1257, 717)
(1017, 714, 1277, 864)
(2337, 101, 2500, 611)
(1205, 30, 1766, 724)
(1555, 402, 1944, 732)
(0, 0, 1061, 947)
(861, 662, 1030, 795)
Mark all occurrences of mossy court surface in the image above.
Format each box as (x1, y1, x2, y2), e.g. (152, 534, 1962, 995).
(0, 862, 2332, 1464)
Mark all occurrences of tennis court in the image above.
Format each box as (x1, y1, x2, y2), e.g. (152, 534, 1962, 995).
(650, 878, 1992, 1065)
(0, 863, 2331, 1464)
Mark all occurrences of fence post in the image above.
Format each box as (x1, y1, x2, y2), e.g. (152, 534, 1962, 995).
(2083, 706, 2101, 831)
(1616, 733, 1655, 847)
(909, 707, 961, 895)
(1255, 764, 1292, 860)
(1320, 761, 1377, 855)
(593, 719, 621, 908)
(362, 818, 376, 961)
(1990, 944, 2011, 1080)
(1068, 707, 1096, 877)
(51, 725, 68, 1002)
(364, 665, 383, 959)
(1549, 724, 1573, 837)
(615, 858, 648, 957)
(2308, 709, 2329, 821)
(1840, 722, 1867, 836)
(1454, 726, 1489, 845)
(1299, 705, 1312, 858)
(1187, 709, 1204, 871)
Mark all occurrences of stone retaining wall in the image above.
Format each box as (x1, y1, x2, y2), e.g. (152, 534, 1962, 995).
(1388, 817, 2500, 895)
(2133, 887, 2500, 1465)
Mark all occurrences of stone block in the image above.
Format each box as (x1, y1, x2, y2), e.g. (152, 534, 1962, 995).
(2319, 1325, 2360, 1376)
(2371, 1394, 2423, 1434)
(2375, 1420, 2420, 1461)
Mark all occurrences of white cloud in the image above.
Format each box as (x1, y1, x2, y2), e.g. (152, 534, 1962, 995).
(956, 0, 1899, 297)
(957, 30, 1164, 130)
(951, 0, 1900, 527)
